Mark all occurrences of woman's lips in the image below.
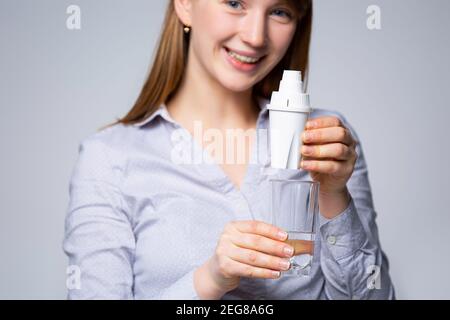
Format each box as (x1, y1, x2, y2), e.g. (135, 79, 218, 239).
(224, 46, 265, 60)
(222, 47, 266, 73)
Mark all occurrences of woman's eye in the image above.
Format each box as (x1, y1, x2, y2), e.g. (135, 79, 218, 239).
(226, 1, 243, 10)
(271, 9, 292, 20)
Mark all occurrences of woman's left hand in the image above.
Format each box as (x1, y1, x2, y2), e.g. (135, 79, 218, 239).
(300, 116, 358, 195)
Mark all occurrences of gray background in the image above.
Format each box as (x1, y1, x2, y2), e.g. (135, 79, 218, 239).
(0, 0, 448, 299)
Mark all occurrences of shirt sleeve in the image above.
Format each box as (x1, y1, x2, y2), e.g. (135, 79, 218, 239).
(63, 135, 200, 300)
(317, 112, 396, 300)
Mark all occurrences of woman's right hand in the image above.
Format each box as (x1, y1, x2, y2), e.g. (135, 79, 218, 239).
(194, 220, 295, 299)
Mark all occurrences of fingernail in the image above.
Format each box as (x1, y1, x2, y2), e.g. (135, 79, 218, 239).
(279, 260, 291, 270)
(307, 121, 315, 129)
(277, 231, 288, 240)
(283, 246, 294, 257)
(302, 145, 313, 155)
(272, 271, 281, 278)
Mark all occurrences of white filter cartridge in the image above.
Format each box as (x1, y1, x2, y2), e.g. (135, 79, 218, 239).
(267, 70, 312, 169)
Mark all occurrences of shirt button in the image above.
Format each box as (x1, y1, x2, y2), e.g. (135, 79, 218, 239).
(327, 235, 337, 245)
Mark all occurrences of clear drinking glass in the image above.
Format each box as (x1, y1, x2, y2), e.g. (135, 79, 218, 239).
(270, 179, 319, 276)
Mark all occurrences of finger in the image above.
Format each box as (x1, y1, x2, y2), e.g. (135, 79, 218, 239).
(228, 244, 291, 272)
(223, 256, 282, 279)
(231, 220, 288, 241)
(302, 127, 353, 146)
(300, 159, 351, 175)
(306, 116, 343, 130)
(301, 143, 353, 161)
(231, 233, 294, 258)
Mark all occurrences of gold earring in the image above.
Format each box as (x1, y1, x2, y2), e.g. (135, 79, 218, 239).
(183, 25, 191, 34)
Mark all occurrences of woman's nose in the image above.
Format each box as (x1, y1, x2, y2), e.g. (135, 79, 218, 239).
(239, 12, 268, 48)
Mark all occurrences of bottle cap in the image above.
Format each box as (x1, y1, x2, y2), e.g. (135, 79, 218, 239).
(267, 70, 312, 113)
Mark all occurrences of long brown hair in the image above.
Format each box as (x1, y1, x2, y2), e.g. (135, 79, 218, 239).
(107, 0, 313, 129)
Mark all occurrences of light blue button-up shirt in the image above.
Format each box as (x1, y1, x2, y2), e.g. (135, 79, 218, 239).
(63, 98, 395, 299)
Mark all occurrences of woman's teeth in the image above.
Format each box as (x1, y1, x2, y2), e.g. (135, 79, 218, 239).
(227, 49, 261, 64)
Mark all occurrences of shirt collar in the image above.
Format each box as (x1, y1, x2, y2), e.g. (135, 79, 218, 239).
(133, 96, 269, 128)
(132, 104, 176, 127)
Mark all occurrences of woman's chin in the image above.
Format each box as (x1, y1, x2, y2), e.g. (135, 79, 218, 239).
(217, 64, 271, 94)
(219, 77, 257, 93)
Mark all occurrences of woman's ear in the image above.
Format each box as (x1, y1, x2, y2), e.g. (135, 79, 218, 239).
(174, 0, 193, 26)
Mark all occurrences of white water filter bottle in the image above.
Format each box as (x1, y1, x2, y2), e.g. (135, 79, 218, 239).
(267, 70, 312, 169)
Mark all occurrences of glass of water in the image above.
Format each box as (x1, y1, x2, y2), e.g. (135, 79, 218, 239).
(270, 179, 319, 276)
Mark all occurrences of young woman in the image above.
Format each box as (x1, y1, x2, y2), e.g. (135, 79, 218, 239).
(63, 0, 395, 299)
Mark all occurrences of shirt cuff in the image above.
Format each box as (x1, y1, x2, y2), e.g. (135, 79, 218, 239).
(318, 198, 368, 261)
(159, 269, 200, 300)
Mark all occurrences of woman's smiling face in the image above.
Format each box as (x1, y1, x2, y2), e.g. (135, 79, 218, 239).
(177, 0, 298, 93)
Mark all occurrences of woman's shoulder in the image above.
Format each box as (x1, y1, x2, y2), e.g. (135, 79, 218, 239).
(74, 119, 167, 175)
(70, 124, 128, 182)
(74, 121, 149, 175)
(78, 120, 154, 155)
(78, 122, 130, 154)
